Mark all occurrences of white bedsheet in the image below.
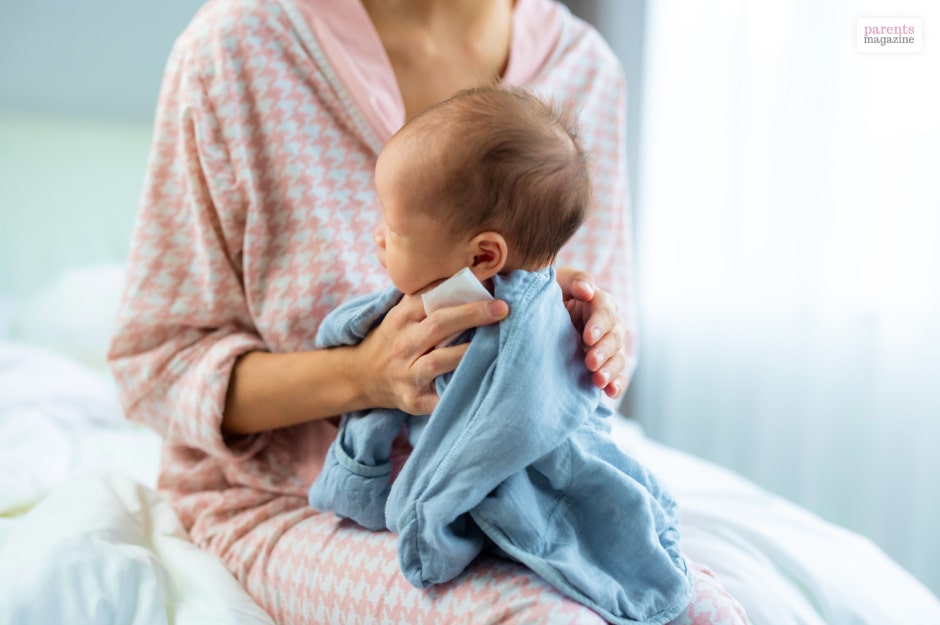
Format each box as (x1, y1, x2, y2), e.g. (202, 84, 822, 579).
(0, 341, 160, 514)
(0, 341, 938, 625)
(0, 474, 274, 625)
(610, 419, 940, 625)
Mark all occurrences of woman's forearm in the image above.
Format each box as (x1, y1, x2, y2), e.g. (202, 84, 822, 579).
(222, 294, 512, 435)
(222, 347, 372, 434)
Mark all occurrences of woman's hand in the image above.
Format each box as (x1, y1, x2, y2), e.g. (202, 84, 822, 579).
(556, 266, 634, 399)
(357, 294, 509, 415)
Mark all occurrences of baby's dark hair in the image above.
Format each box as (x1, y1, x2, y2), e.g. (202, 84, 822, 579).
(403, 86, 592, 269)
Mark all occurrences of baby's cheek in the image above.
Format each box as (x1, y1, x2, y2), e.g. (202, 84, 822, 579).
(386, 264, 406, 293)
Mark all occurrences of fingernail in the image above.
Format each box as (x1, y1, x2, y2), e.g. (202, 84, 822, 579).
(588, 328, 601, 344)
(611, 381, 622, 397)
(598, 368, 611, 385)
(593, 351, 607, 365)
(488, 300, 509, 318)
(576, 280, 594, 298)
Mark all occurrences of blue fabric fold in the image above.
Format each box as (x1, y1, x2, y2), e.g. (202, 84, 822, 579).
(308, 268, 693, 625)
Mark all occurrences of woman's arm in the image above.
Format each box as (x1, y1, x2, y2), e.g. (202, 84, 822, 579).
(107, 41, 272, 456)
(222, 295, 510, 434)
(222, 348, 362, 434)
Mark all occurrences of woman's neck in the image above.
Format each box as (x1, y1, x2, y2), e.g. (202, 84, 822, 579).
(362, 0, 514, 121)
(361, 0, 504, 26)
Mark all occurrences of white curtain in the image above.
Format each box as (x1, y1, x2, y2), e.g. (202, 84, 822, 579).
(631, 0, 940, 595)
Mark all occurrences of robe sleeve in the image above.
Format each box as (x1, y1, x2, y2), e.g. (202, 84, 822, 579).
(107, 38, 269, 458)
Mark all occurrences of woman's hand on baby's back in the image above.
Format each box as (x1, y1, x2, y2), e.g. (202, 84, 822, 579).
(357, 295, 509, 415)
(556, 267, 634, 399)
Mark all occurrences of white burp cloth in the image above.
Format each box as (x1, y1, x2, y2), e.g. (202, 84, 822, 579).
(421, 267, 494, 348)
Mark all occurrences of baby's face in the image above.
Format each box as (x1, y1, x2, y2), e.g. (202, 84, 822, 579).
(373, 138, 469, 295)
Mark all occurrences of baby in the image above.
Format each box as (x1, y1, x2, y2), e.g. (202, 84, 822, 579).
(309, 87, 693, 625)
(371, 85, 589, 297)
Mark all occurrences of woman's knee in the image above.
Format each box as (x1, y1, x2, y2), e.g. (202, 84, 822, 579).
(669, 563, 749, 625)
(433, 557, 606, 625)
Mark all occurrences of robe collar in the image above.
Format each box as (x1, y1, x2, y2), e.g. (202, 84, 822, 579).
(285, 0, 562, 149)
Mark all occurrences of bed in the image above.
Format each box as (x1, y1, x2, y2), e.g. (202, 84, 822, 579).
(0, 266, 938, 625)
(1, 112, 938, 624)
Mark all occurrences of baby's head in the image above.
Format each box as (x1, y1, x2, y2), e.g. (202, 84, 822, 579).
(374, 86, 592, 295)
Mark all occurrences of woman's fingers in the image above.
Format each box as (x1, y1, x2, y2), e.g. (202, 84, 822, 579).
(407, 341, 475, 414)
(556, 266, 596, 302)
(584, 311, 626, 372)
(415, 298, 508, 351)
(361, 295, 508, 415)
(556, 266, 634, 396)
(581, 287, 619, 347)
(591, 348, 625, 388)
(415, 342, 470, 386)
(557, 265, 618, 347)
(604, 372, 629, 399)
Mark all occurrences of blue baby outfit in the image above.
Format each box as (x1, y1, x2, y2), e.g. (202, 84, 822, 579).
(308, 268, 693, 625)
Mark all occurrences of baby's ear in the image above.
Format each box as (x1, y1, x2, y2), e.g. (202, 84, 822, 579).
(468, 231, 508, 280)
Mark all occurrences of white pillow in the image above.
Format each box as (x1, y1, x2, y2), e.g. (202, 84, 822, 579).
(0, 341, 124, 428)
(10, 263, 126, 372)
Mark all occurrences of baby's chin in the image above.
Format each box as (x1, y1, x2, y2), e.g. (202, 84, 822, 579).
(385, 276, 437, 297)
(408, 277, 449, 296)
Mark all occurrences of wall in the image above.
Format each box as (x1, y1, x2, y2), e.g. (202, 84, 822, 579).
(0, 0, 204, 293)
(0, 0, 202, 121)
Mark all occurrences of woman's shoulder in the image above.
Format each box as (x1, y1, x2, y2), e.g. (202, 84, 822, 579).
(180, 0, 286, 41)
(168, 0, 298, 76)
(539, 3, 625, 95)
(162, 0, 355, 124)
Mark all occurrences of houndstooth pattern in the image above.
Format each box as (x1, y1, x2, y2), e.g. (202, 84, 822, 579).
(228, 497, 745, 625)
(107, 0, 746, 622)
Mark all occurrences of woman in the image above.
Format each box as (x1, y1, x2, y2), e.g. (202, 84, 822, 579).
(108, 0, 747, 623)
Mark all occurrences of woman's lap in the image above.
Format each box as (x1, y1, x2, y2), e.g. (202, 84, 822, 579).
(221, 504, 748, 625)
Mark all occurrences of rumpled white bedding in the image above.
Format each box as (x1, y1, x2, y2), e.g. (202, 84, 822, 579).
(0, 341, 159, 514)
(0, 340, 938, 625)
(0, 474, 274, 625)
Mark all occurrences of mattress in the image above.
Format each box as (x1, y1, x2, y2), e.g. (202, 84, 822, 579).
(0, 337, 938, 624)
(0, 266, 938, 625)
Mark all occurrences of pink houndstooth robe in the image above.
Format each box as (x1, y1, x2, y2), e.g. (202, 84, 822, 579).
(108, 0, 748, 623)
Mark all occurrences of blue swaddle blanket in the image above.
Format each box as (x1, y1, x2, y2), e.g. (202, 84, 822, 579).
(308, 268, 693, 625)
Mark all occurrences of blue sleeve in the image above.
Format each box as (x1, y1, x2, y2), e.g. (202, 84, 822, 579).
(314, 287, 402, 348)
